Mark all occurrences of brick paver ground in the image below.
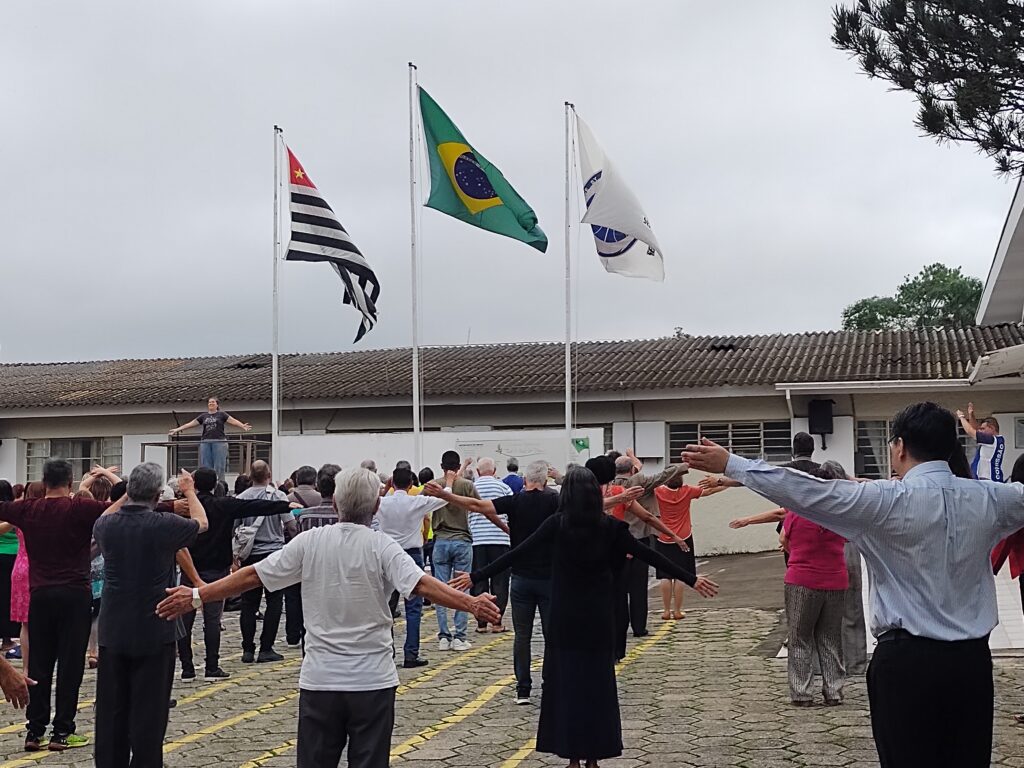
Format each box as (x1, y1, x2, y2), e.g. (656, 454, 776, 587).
(0, 564, 1021, 767)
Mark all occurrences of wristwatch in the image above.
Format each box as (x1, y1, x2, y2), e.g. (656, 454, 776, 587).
(191, 587, 202, 610)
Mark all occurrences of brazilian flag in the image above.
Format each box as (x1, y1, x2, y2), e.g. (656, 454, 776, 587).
(419, 87, 548, 253)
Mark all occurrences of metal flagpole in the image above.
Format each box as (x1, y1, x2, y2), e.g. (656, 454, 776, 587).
(563, 103, 574, 453)
(409, 63, 423, 469)
(272, 125, 283, 476)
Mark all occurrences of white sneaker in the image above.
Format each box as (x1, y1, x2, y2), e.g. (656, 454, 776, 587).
(451, 638, 472, 652)
(438, 638, 451, 651)
(514, 695, 530, 705)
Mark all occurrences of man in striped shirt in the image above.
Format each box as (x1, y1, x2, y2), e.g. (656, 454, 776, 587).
(296, 465, 343, 533)
(471, 458, 513, 633)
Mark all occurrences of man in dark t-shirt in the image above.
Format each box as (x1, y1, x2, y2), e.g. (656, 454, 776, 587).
(425, 460, 558, 704)
(93, 463, 207, 767)
(168, 397, 252, 480)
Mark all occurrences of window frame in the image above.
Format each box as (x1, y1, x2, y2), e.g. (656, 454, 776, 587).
(667, 420, 793, 464)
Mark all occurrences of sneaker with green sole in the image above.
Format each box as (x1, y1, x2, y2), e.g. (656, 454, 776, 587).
(48, 733, 89, 751)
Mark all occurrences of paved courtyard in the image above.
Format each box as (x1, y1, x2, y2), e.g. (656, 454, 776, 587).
(0, 553, 1022, 768)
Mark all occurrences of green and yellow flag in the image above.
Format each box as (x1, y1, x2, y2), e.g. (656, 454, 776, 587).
(418, 87, 548, 253)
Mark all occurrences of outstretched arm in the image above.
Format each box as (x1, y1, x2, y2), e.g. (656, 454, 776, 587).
(729, 508, 787, 529)
(451, 515, 558, 590)
(604, 486, 643, 509)
(625, 501, 690, 551)
(169, 419, 200, 436)
(413, 575, 500, 625)
(956, 408, 978, 439)
(157, 566, 263, 619)
(421, 486, 509, 534)
(226, 416, 252, 431)
(617, 526, 718, 597)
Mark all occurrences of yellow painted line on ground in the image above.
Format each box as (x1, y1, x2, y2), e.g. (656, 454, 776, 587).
(390, 659, 542, 763)
(237, 634, 513, 768)
(0, 655, 302, 768)
(163, 692, 300, 755)
(496, 620, 677, 768)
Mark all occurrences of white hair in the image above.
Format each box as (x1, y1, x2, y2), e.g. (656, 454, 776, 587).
(334, 467, 381, 525)
(477, 457, 496, 476)
(359, 459, 378, 473)
(524, 460, 548, 485)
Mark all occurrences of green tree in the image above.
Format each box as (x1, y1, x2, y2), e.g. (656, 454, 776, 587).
(841, 263, 983, 330)
(832, 1, 1024, 175)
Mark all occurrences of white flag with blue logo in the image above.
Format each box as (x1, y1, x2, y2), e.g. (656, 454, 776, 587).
(575, 115, 664, 281)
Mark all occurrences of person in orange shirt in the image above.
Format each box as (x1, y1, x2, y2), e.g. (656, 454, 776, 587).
(653, 472, 724, 619)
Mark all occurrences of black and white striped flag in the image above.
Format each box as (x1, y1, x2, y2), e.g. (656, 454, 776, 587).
(285, 147, 380, 342)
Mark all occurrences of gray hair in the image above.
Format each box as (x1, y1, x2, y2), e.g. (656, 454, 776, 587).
(819, 460, 849, 481)
(128, 462, 166, 503)
(524, 460, 548, 485)
(334, 467, 381, 525)
(614, 456, 634, 475)
(359, 459, 378, 473)
(477, 457, 496, 476)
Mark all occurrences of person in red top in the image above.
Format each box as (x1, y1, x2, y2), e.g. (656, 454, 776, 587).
(652, 472, 724, 619)
(778, 462, 849, 707)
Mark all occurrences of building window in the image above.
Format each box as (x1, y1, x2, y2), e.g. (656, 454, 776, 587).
(857, 420, 971, 480)
(667, 421, 792, 464)
(24, 437, 123, 482)
(1015, 418, 1024, 450)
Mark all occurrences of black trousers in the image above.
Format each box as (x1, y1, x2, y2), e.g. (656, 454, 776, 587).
(285, 583, 304, 645)
(471, 544, 510, 627)
(614, 537, 651, 659)
(177, 567, 229, 673)
(0, 554, 19, 638)
(867, 632, 992, 768)
(240, 552, 284, 653)
(297, 687, 395, 768)
(26, 585, 91, 737)
(94, 643, 176, 768)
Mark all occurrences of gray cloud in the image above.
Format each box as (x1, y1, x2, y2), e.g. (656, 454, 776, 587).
(1, 0, 1014, 363)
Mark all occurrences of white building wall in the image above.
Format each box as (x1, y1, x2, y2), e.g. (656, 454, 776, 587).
(792, 416, 856, 476)
(0, 439, 16, 484)
(122, 434, 172, 479)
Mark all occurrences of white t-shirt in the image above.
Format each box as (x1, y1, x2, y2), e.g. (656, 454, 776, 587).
(376, 491, 447, 550)
(255, 523, 424, 691)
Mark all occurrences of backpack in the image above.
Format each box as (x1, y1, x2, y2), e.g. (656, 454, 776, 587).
(231, 485, 277, 562)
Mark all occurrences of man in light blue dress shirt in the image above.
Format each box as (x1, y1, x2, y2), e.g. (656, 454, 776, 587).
(684, 401, 1024, 768)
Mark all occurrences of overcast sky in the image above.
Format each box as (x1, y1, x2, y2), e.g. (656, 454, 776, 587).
(1, 1, 1016, 364)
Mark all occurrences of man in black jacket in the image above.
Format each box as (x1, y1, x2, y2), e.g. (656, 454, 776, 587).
(176, 468, 293, 681)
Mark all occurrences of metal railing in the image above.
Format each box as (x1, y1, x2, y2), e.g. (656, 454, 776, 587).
(139, 437, 273, 477)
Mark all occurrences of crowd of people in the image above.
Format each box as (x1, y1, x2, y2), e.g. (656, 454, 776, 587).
(0, 398, 1017, 768)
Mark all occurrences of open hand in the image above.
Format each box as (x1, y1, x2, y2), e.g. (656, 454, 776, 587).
(692, 576, 719, 599)
(682, 438, 729, 475)
(422, 482, 443, 498)
(448, 571, 472, 592)
(623, 486, 643, 502)
(729, 519, 748, 530)
(241, 423, 253, 432)
(469, 593, 501, 625)
(156, 586, 196, 620)
(675, 537, 691, 553)
(698, 476, 721, 491)
(0, 663, 34, 709)
(177, 469, 195, 495)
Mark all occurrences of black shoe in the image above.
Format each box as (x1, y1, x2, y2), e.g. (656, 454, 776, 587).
(24, 734, 44, 752)
(403, 657, 429, 668)
(255, 611, 264, 621)
(633, 630, 649, 638)
(257, 649, 284, 663)
(204, 668, 230, 680)
(181, 667, 196, 682)
(169, 698, 177, 709)
(242, 651, 255, 664)
(286, 638, 302, 647)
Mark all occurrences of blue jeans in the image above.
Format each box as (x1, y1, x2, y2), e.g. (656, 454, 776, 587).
(402, 549, 424, 660)
(199, 440, 228, 480)
(431, 538, 472, 641)
(510, 575, 552, 697)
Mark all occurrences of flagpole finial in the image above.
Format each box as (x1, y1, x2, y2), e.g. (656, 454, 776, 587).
(408, 61, 417, 70)
(274, 124, 283, 134)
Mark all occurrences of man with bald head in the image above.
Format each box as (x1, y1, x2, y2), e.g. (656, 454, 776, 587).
(471, 458, 513, 633)
(234, 460, 296, 663)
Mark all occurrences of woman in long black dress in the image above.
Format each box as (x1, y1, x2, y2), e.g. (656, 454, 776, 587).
(455, 467, 719, 768)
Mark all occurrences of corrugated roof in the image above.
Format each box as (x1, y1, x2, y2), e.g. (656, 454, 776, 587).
(1, 325, 1021, 410)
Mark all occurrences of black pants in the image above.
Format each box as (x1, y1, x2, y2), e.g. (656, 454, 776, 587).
(471, 544, 510, 627)
(297, 687, 395, 768)
(867, 632, 992, 768)
(0, 554, 19, 638)
(94, 643, 176, 768)
(510, 575, 551, 697)
(177, 567, 229, 674)
(614, 538, 650, 658)
(240, 552, 284, 654)
(26, 585, 91, 738)
(285, 583, 304, 645)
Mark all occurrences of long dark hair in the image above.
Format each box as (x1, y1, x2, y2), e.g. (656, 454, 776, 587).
(557, 467, 605, 527)
(0, 481, 12, 503)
